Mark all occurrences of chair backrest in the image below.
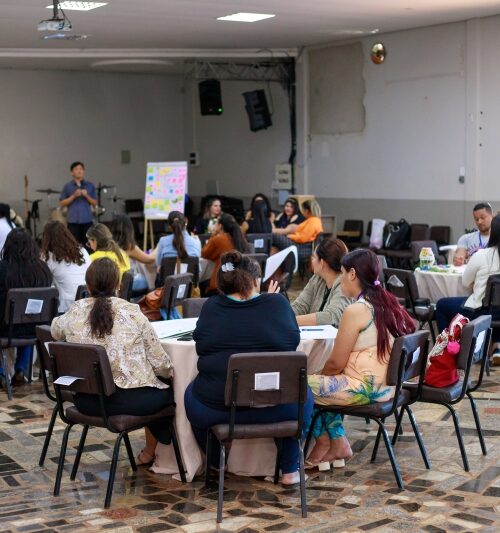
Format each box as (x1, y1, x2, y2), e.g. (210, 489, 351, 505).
(161, 273, 193, 318)
(245, 233, 272, 255)
(49, 341, 116, 396)
(343, 219, 363, 234)
(182, 297, 208, 318)
(482, 274, 500, 310)
(119, 271, 134, 301)
(383, 268, 419, 306)
(243, 253, 268, 276)
(36, 325, 56, 401)
(3, 287, 59, 330)
(456, 315, 492, 371)
(224, 352, 307, 408)
(410, 240, 439, 263)
(387, 330, 429, 387)
(410, 224, 430, 242)
(159, 256, 200, 286)
(430, 226, 451, 246)
(75, 284, 90, 300)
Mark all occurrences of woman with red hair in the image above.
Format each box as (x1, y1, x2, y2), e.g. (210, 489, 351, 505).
(306, 249, 416, 469)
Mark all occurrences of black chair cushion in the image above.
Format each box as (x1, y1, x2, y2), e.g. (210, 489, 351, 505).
(211, 420, 299, 441)
(404, 378, 470, 403)
(316, 390, 411, 419)
(65, 404, 176, 432)
(413, 306, 434, 321)
(0, 337, 36, 348)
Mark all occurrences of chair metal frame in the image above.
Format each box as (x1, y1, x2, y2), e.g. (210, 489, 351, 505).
(205, 352, 308, 523)
(304, 331, 430, 489)
(49, 342, 186, 508)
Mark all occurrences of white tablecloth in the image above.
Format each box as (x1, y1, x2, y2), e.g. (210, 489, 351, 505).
(150, 336, 334, 481)
(415, 268, 468, 303)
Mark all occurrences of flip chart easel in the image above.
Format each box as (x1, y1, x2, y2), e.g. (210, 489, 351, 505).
(143, 161, 188, 250)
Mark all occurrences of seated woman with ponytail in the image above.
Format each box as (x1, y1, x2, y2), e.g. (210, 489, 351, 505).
(201, 213, 250, 296)
(51, 258, 174, 466)
(86, 223, 130, 280)
(156, 211, 201, 267)
(305, 249, 415, 470)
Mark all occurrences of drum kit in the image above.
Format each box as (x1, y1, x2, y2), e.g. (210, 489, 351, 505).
(23, 177, 123, 237)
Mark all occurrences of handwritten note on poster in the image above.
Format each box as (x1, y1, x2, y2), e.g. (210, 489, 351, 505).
(144, 161, 188, 219)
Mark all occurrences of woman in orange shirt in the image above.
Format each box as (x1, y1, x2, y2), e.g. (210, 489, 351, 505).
(272, 200, 324, 259)
(201, 213, 250, 295)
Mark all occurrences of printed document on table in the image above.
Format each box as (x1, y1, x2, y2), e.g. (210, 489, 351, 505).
(299, 325, 337, 340)
(152, 318, 198, 339)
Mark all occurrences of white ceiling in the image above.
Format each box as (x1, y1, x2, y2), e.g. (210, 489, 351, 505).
(1, 0, 500, 73)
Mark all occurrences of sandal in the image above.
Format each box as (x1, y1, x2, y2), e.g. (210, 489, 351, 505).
(136, 449, 155, 466)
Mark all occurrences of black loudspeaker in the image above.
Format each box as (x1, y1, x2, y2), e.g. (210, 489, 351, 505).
(199, 79, 223, 115)
(243, 89, 272, 132)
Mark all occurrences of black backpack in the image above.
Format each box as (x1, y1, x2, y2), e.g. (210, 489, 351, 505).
(384, 219, 411, 250)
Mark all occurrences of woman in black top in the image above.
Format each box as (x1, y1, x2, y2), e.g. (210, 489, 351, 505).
(241, 199, 273, 234)
(185, 250, 313, 486)
(274, 197, 305, 229)
(0, 229, 52, 388)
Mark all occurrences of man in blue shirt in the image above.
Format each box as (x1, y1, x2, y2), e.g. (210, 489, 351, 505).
(59, 161, 97, 245)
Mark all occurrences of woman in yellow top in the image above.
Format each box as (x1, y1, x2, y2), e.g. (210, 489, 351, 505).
(272, 199, 324, 261)
(86, 223, 130, 279)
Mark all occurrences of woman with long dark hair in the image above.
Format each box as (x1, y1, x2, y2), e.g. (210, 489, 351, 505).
(51, 258, 174, 465)
(86, 223, 130, 280)
(274, 197, 305, 229)
(241, 199, 273, 234)
(41, 221, 90, 312)
(306, 249, 415, 469)
(156, 211, 201, 265)
(437, 213, 500, 365)
(0, 229, 52, 387)
(111, 214, 156, 292)
(245, 193, 273, 223)
(194, 197, 222, 235)
(201, 213, 249, 295)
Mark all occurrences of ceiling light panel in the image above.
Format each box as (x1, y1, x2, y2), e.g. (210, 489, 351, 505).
(46, 2, 108, 11)
(217, 13, 275, 23)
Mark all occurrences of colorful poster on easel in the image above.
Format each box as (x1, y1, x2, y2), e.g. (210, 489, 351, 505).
(144, 161, 188, 219)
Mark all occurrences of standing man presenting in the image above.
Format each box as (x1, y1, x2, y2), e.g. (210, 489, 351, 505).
(59, 161, 97, 245)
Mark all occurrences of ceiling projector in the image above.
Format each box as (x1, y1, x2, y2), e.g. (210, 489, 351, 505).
(37, 18, 72, 32)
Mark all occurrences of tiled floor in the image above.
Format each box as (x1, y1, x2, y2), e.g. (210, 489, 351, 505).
(0, 363, 498, 533)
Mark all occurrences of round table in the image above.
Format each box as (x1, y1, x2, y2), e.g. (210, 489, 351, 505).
(151, 336, 334, 481)
(414, 267, 468, 303)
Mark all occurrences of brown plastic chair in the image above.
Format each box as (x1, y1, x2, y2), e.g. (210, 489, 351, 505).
(245, 233, 272, 255)
(0, 287, 59, 400)
(49, 341, 186, 508)
(206, 352, 308, 523)
(35, 325, 77, 466)
(403, 315, 492, 472)
(305, 331, 430, 489)
(182, 297, 208, 318)
(161, 273, 193, 320)
(384, 268, 436, 342)
(75, 284, 89, 300)
(118, 271, 134, 301)
(384, 224, 431, 268)
(430, 226, 451, 247)
(159, 256, 200, 286)
(340, 219, 364, 249)
(410, 240, 446, 265)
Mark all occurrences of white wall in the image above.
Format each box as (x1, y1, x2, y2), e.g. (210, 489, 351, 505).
(303, 16, 500, 239)
(182, 77, 292, 206)
(0, 69, 184, 221)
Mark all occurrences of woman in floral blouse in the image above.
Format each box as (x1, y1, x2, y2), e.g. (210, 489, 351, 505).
(306, 249, 415, 469)
(51, 257, 173, 466)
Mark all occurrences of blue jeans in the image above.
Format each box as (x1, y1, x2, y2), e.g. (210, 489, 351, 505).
(0, 346, 33, 377)
(185, 382, 314, 474)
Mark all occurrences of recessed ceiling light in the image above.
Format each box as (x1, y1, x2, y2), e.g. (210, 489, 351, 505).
(46, 2, 108, 11)
(43, 33, 88, 40)
(371, 28, 380, 34)
(217, 12, 275, 23)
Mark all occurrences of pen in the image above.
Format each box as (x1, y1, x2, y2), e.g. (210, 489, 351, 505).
(301, 328, 325, 331)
